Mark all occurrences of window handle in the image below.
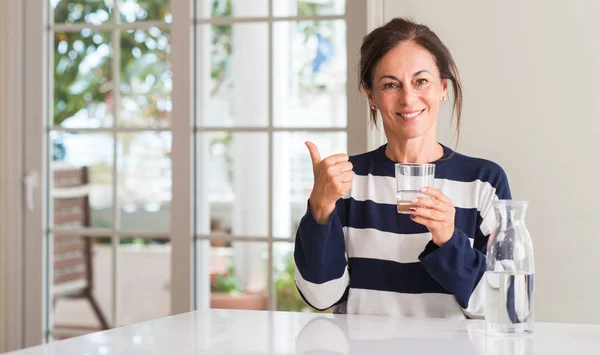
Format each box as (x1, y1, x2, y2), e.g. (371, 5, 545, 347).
(23, 171, 39, 211)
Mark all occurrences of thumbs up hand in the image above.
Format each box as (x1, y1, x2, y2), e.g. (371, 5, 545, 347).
(305, 141, 355, 224)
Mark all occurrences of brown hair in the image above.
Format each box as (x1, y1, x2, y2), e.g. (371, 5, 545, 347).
(359, 17, 463, 143)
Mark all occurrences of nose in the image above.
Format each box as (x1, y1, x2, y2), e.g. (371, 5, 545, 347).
(399, 85, 417, 106)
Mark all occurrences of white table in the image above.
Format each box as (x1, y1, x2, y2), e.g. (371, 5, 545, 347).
(7, 309, 600, 354)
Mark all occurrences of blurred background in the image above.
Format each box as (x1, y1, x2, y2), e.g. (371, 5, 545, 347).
(46, 0, 349, 339)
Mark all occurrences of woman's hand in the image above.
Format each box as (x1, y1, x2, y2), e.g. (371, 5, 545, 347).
(306, 141, 355, 224)
(409, 187, 456, 247)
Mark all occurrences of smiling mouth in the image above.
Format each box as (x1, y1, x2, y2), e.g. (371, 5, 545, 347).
(397, 109, 425, 120)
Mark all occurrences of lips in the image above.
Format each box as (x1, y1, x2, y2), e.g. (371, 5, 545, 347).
(397, 109, 425, 121)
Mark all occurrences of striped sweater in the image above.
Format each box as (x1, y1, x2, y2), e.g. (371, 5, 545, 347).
(294, 143, 511, 319)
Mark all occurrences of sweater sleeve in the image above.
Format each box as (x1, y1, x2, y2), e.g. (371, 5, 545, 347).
(418, 167, 512, 319)
(294, 198, 350, 311)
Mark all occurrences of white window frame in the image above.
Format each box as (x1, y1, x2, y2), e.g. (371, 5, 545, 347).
(18, 0, 382, 348)
(0, 0, 25, 352)
(174, 0, 378, 313)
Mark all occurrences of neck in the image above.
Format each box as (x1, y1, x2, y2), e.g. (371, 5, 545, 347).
(384, 134, 443, 163)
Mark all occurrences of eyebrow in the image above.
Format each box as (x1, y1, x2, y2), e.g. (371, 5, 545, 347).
(377, 70, 432, 82)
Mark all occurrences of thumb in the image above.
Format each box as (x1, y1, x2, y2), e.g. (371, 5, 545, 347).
(305, 141, 322, 167)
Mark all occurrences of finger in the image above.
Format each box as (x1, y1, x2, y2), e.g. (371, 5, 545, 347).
(410, 205, 445, 222)
(305, 141, 322, 167)
(340, 181, 353, 193)
(322, 153, 350, 165)
(327, 161, 353, 174)
(409, 214, 434, 228)
(420, 187, 452, 204)
(337, 170, 355, 183)
(413, 196, 448, 212)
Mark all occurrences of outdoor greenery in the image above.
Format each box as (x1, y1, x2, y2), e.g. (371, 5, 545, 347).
(53, 0, 171, 127)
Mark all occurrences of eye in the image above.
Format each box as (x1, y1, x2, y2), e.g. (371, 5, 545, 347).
(383, 82, 399, 90)
(415, 78, 429, 86)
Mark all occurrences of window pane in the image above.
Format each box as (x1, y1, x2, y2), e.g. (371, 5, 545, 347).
(52, 237, 113, 338)
(196, 132, 268, 237)
(273, 21, 347, 127)
(195, 241, 268, 310)
(52, 0, 113, 25)
(120, 29, 172, 128)
(119, 0, 171, 23)
(117, 238, 171, 326)
(196, 0, 268, 19)
(53, 31, 113, 128)
(51, 132, 114, 230)
(117, 132, 171, 233)
(272, 132, 347, 238)
(196, 24, 268, 127)
(274, 242, 310, 312)
(273, 0, 346, 17)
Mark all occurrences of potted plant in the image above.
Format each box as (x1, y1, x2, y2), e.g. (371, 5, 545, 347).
(210, 264, 267, 310)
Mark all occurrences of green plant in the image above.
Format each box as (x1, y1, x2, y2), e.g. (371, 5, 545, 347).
(211, 264, 243, 295)
(53, 0, 171, 126)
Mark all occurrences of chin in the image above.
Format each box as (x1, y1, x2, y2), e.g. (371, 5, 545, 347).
(383, 120, 432, 141)
(397, 128, 426, 140)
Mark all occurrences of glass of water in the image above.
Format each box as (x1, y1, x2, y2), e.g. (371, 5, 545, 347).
(395, 163, 435, 214)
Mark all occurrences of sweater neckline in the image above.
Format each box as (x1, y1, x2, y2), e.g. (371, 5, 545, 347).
(376, 143, 454, 167)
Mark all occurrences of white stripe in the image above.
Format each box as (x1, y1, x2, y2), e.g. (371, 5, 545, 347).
(350, 174, 395, 205)
(295, 266, 350, 310)
(479, 203, 496, 235)
(351, 175, 499, 212)
(346, 288, 465, 319)
(463, 276, 485, 319)
(346, 227, 433, 264)
(435, 178, 497, 212)
(346, 227, 474, 264)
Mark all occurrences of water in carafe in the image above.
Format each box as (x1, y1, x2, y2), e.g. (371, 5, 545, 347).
(485, 200, 535, 335)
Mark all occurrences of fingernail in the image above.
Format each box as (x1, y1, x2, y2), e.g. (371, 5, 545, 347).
(411, 198, 418, 203)
(409, 207, 416, 212)
(421, 187, 427, 192)
(410, 215, 416, 219)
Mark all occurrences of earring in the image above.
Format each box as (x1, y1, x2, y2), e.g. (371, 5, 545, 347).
(441, 97, 447, 102)
(370, 105, 377, 111)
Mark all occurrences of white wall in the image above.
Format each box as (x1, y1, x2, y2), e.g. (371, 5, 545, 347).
(381, 0, 600, 324)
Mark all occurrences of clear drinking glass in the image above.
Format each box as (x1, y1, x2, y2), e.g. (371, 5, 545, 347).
(395, 163, 435, 214)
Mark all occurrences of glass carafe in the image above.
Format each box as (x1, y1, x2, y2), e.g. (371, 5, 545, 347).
(485, 200, 535, 335)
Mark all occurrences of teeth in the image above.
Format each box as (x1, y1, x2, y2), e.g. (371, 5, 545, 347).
(400, 110, 422, 118)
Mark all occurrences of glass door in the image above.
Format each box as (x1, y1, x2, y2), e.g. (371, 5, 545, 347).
(192, 0, 349, 314)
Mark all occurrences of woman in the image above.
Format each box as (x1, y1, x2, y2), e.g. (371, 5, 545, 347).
(294, 17, 511, 319)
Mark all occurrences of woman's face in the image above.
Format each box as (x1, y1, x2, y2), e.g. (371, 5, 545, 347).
(367, 41, 448, 141)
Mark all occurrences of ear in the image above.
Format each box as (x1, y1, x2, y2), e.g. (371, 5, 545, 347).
(363, 83, 376, 107)
(441, 78, 449, 100)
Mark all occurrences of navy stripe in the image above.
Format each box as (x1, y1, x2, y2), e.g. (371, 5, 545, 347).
(345, 198, 428, 234)
(294, 208, 348, 284)
(473, 214, 488, 253)
(344, 198, 479, 238)
(349, 258, 451, 295)
(335, 197, 349, 227)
